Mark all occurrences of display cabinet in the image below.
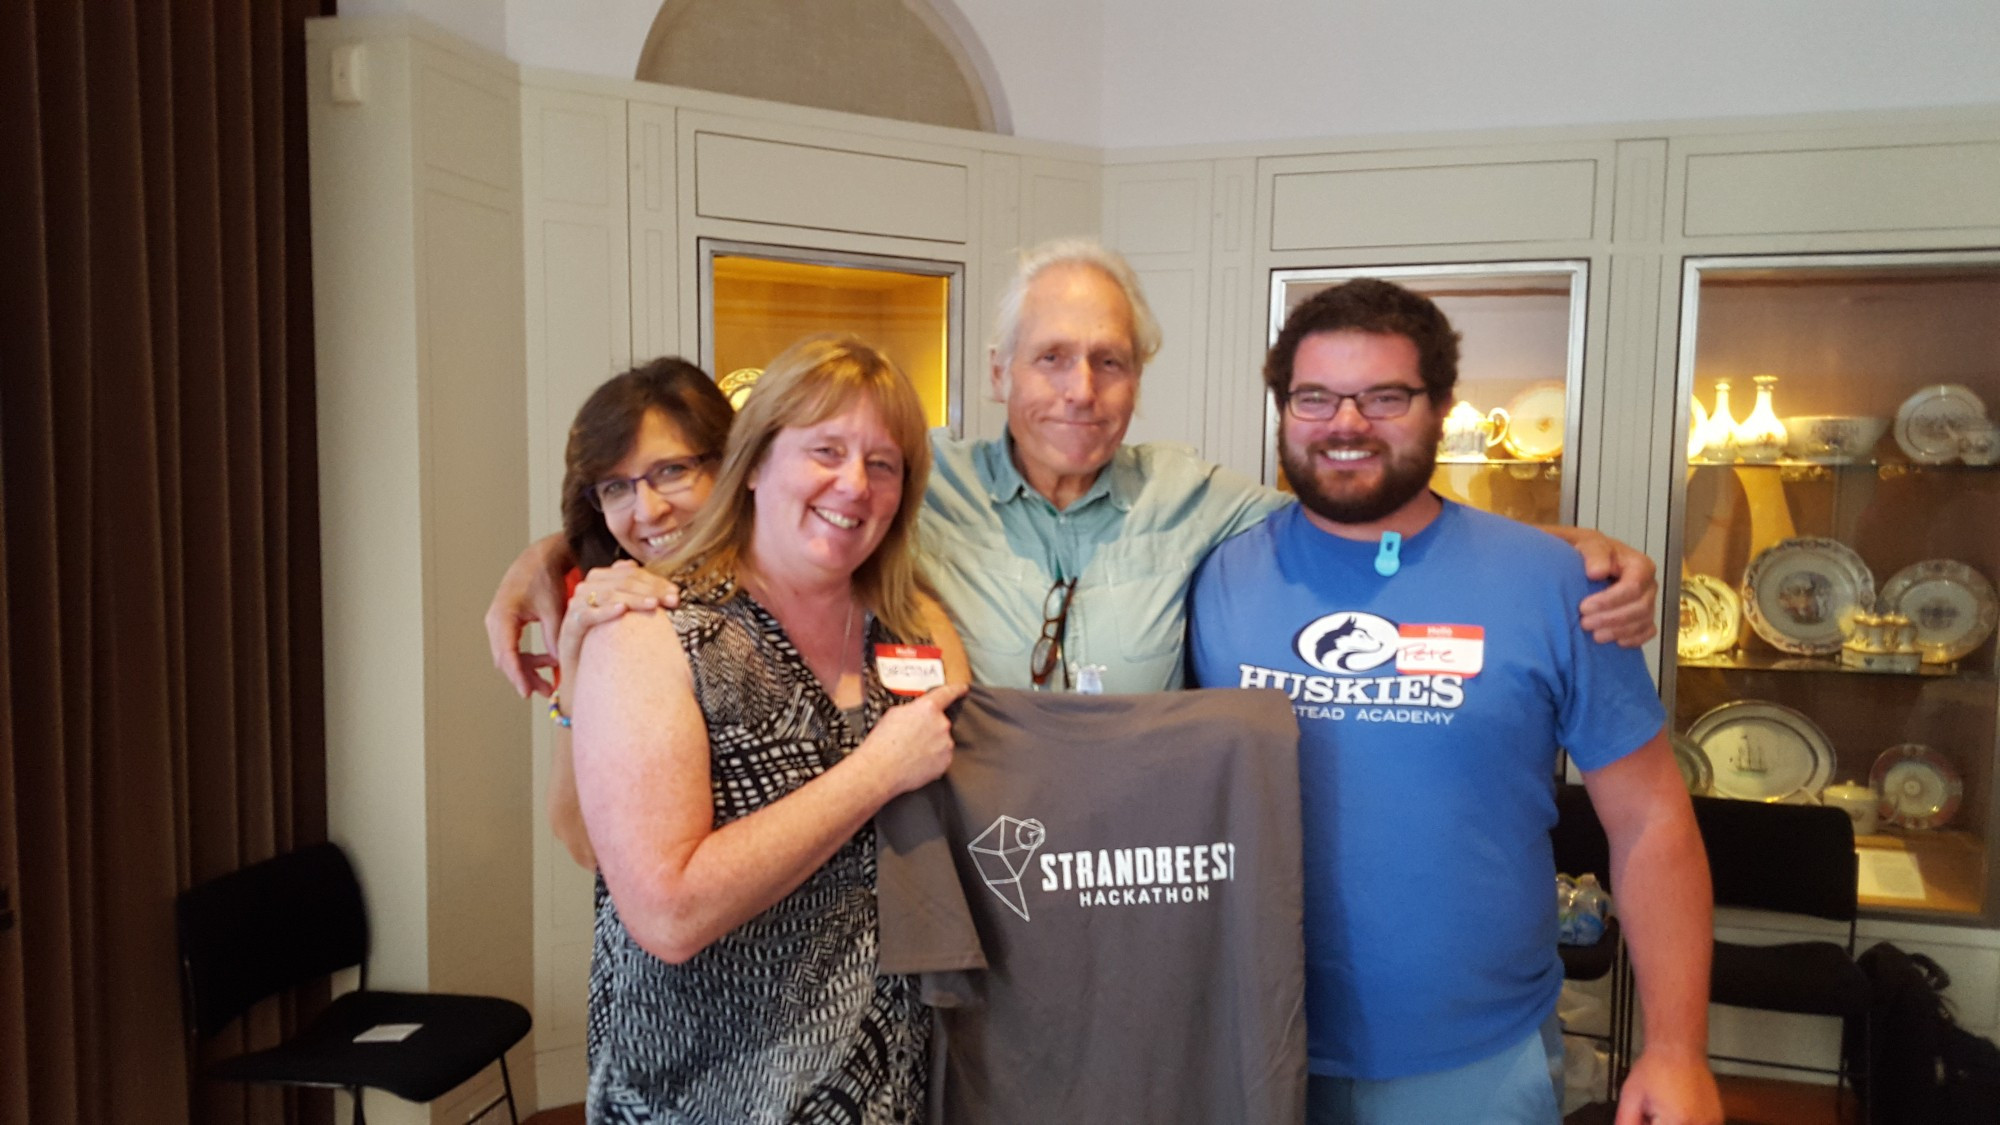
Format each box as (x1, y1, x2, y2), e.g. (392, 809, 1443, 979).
(1265, 261, 1588, 525)
(1667, 250, 2000, 924)
(699, 239, 965, 431)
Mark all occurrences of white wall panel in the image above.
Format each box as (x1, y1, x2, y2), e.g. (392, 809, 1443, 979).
(692, 131, 971, 243)
(970, 152, 1023, 443)
(413, 42, 536, 1123)
(1682, 142, 2000, 238)
(1205, 157, 1263, 479)
(1105, 162, 1213, 453)
(1127, 266, 1203, 449)
(521, 83, 629, 1108)
(418, 64, 518, 191)
(1022, 158, 1100, 244)
(628, 102, 678, 362)
(1270, 159, 1599, 250)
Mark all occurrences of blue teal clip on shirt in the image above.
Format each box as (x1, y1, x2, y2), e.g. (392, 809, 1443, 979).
(1374, 532, 1402, 577)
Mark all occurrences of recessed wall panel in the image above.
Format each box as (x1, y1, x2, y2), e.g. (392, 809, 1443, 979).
(1271, 160, 1597, 249)
(694, 132, 968, 242)
(1684, 143, 2000, 237)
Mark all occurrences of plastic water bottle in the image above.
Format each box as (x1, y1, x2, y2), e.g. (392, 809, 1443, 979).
(1560, 874, 1611, 945)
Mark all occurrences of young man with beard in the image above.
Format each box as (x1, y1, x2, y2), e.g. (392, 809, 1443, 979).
(1187, 280, 1720, 1125)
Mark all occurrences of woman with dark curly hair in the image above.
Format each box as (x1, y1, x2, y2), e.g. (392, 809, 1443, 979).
(545, 357, 734, 868)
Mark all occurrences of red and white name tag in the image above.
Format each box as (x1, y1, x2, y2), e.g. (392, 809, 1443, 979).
(875, 644, 946, 696)
(1396, 624, 1484, 676)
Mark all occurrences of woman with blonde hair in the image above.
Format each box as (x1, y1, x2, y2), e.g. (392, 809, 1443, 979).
(567, 334, 968, 1123)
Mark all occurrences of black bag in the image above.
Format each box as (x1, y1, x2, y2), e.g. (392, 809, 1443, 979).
(1848, 941, 2000, 1124)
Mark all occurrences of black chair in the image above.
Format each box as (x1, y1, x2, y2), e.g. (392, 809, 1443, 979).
(175, 842, 531, 1125)
(1692, 795, 1871, 1123)
(1552, 784, 1631, 1102)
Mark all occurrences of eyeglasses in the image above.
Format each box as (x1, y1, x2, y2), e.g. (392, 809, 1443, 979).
(1030, 577, 1078, 690)
(1284, 386, 1429, 422)
(587, 455, 717, 512)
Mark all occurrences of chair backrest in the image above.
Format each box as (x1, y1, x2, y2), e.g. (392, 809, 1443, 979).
(175, 842, 370, 1040)
(1690, 795, 1858, 923)
(1551, 783, 1613, 891)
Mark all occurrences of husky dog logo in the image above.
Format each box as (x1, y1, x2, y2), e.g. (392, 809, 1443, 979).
(968, 815, 1047, 921)
(1295, 612, 1401, 674)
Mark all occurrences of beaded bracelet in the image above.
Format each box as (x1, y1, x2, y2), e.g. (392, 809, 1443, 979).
(547, 692, 572, 729)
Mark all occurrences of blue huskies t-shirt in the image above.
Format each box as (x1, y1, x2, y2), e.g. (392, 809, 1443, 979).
(1187, 500, 1664, 1081)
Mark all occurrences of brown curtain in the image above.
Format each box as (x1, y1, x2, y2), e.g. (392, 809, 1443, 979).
(0, 1, 334, 1123)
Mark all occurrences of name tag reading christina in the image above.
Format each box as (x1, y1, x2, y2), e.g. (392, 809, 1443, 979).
(1396, 624, 1484, 676)
(875, 644, 946, 696)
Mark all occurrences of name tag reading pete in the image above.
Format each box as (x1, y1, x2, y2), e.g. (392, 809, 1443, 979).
(875, 644, 946, 696)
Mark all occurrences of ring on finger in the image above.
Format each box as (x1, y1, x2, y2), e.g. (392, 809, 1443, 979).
(588, 591, 600, 608)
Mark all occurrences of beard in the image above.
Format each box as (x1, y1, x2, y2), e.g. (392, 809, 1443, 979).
(1280, 420, 1441, 526)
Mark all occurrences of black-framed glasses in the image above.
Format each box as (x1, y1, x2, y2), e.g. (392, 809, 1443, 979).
(1284, 386, 1429, 422)
(587, 455, 717, 512)
(1030, 577, 1078, 690)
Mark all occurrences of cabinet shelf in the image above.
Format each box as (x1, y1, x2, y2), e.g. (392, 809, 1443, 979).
(1435, 456, 1561, 470)
(1688, 459, 2000, 481)
(1856, 830, 1987, 919)
(1679, 650, 1987, 681)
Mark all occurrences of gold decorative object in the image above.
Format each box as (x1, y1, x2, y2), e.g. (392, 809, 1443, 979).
(718, 367, 763, 410)
(1841, 610, 1921, 674)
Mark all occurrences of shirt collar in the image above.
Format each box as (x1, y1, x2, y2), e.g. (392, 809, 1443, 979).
(977, 431, 1139, 513)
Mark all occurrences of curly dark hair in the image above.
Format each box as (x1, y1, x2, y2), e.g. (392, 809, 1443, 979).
(1265, 278, 1461, 404)
(560, 357, 735, 571)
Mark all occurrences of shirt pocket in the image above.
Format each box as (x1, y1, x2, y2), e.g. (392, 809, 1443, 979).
(1082, 534, 1199, 686)
(922, 536, 1048, 686)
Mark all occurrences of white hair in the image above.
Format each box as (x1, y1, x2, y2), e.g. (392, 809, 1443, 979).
(990, 238, 1162, 377)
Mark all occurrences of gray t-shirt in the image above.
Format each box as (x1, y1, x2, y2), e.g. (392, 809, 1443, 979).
(876, 686, 1307, 1124)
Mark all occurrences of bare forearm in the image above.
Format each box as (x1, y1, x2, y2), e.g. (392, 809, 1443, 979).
(609, 753, 904, 962)
(1610, 807, 1713, 1060)
(548, 729, 597, 870)
(577, 613, 961, 966)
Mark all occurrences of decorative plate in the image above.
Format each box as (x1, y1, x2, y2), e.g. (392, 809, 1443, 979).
(1879, 559, 2000, 664)
(1678, 573, 1741, 660)
(1871, 744, 1963, 830)
(1670, 731, 1714, 795)
(1688, 700, 1835, 804)
(718, 367, 764, 410)
(1894, 383, 1986, 465)
(1741, 538, 1875, 655)
(1501, 382, 1566, 461)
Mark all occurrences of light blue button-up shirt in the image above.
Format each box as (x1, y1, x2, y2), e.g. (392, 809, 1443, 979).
(919, 430, 1288, 693)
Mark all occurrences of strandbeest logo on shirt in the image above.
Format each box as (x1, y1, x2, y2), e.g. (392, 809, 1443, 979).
(968, 814, 1237, 919)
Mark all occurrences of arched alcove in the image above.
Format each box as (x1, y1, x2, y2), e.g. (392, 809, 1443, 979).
(636, 0, 1011, 134)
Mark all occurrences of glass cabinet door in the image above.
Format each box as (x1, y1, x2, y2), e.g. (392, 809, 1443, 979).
(699, 239, 965, 432)
(1266, 261, 1589, 525)
(1668, 250, 2000, 924)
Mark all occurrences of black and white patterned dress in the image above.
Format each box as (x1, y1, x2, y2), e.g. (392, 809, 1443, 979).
(586, 584, 929, 1125)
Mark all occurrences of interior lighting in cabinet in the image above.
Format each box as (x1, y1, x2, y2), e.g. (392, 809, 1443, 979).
(1266, 260, 1587, 527)
(1670, 250, 2000, 924)
(704, 246, 959, 430)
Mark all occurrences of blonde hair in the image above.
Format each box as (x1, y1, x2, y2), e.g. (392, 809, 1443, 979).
(656, 334, 936, 642)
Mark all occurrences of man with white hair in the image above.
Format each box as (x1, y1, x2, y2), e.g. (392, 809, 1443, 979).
(485, 238, 1657, 694)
